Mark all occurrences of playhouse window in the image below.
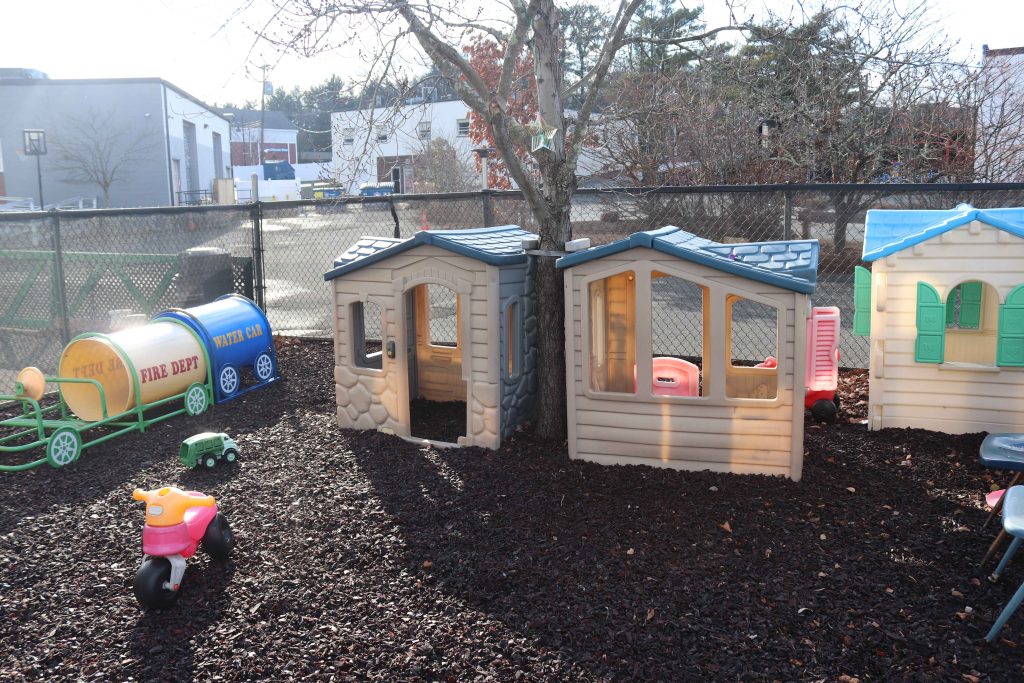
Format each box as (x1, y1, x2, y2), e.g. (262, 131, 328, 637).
(425, 284, 459, 347)
(506, 300, 520, 379)
(943, 281, 997, 365)
(650, 272, 706, 396)
(946, 282, 983, 330)
(351, 301, 384, 370)
(725, 295, 778, 400)
(589, 271, 636, 394)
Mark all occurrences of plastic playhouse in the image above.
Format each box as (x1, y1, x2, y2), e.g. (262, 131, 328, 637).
(555, 226, 835, 482)
(324, 226, 539, 449)
(0, 294, 279, 471)
(855, 205, 1024, 434)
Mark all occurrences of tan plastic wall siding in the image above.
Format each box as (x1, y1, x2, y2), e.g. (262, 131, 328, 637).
(867, 221, 1024, 434)
(58, 321, 206, 422)
(564, 247, 807, 481)
(331, 245, 503, 449)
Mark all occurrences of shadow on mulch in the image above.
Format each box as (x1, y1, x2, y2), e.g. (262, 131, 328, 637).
(2, 338, 1023, 682)
(350, 417, 1019, 680)
(409, 398, 466, 443)
(129, 562, 236, 680)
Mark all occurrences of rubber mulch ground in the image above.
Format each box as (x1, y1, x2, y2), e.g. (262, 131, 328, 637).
(1, 339, 1022, 681)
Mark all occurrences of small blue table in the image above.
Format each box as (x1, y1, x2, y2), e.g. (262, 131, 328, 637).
(986, 485, 1024, 641)
(980, 434, 1024, 532)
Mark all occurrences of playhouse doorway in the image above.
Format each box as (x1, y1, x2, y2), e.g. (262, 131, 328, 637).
(406, 283, 467, 443)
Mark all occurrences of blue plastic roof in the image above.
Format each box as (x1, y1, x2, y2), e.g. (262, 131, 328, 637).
(863, 204, 1024, 261)
(556, 226, 819, 293)
(324, 225, 537, 281)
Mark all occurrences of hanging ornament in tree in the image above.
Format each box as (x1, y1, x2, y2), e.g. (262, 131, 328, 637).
(530, 117, 558, 152)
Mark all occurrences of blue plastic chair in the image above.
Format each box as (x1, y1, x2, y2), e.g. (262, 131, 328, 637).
(986, 485, 1024, 642)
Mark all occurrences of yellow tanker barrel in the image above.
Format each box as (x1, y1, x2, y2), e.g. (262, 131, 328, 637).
(58, 321, 207, 422)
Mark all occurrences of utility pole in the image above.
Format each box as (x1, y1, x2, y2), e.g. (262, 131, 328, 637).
(259, 64, 270, 166)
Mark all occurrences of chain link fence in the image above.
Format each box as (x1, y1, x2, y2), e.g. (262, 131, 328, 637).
(0, 207, 254, 391)
(260, 183, 1024, 369)
(3, 183, 1024, 394)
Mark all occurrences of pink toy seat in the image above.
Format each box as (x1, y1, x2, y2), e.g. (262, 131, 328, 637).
(650, 357, 699, 397)
(141, 504, 218, 558)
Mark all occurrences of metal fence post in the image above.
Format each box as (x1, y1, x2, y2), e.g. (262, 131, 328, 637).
(482, 190, 494, 227)
(388, 198, 401, 238)
(250, 200, 266, 311)
(50, 210, 71, 346)
(783, 189, 793, 241)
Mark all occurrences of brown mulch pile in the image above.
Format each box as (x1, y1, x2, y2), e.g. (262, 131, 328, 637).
(1, 339, 1022, 681)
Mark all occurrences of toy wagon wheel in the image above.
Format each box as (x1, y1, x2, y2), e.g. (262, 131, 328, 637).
(218, 365, 239, 398)
(223, 448, 239, 464)
(184, 383, 209, 416)
(811, 398, 838, 423)
(46, 428, 82, 468)
(253, 352, 275, 382)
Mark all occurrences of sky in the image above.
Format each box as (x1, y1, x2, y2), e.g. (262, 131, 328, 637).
(3, 0, 1023, 108)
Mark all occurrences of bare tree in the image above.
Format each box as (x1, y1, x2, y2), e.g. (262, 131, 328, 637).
(50, 110, 158, 207)
(727, 0, 968, 250)
(51, 110, 158, 208)
(244, 0, 741, 438)
(411, 136, 477, 193)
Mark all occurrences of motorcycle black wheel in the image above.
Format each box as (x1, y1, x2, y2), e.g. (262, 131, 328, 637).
(202, 513, 236, 562)
(133, 557, 180, 609)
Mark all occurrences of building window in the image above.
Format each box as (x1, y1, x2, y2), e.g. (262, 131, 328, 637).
(417, 121, 432, 141)
(589, 271, 636, 394)
(377, 131, 389, 143)
(351, 301, 384, 370)
(457, 119, 470, 137)
(343, 128, 355, 145)
(725, 295, 778, 400)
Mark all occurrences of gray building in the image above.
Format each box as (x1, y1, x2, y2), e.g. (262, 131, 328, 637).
(0, 77, 230, 208)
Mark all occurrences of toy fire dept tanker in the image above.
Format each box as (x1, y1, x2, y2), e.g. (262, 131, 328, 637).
(0, 294, 279, 472)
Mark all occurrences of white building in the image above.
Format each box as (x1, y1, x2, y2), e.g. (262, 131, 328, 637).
(976, 45, 1024, 182)
(332, 99, 474, 194)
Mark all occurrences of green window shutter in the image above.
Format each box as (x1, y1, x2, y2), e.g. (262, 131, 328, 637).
(853, 265, 871, 337)
(998, 284, 1024, 367)
(959, 281, 983, 329)
(945, 284, 958, 326)
(915, 281, 945, 363)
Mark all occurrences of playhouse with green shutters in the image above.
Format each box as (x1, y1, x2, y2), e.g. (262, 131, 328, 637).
(855, 205, 1024, 434)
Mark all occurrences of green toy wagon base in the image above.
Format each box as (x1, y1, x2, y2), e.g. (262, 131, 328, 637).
(0, 329, 213, 473)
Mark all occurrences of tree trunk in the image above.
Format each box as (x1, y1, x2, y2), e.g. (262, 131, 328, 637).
(533, 249, 567, 438)
(830, 191, 851, 253)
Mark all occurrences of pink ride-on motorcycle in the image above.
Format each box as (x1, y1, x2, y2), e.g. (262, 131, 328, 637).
(132, 486, 235, 609)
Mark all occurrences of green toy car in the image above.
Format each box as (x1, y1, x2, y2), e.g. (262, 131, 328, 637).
(179, 432, 239, 469)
